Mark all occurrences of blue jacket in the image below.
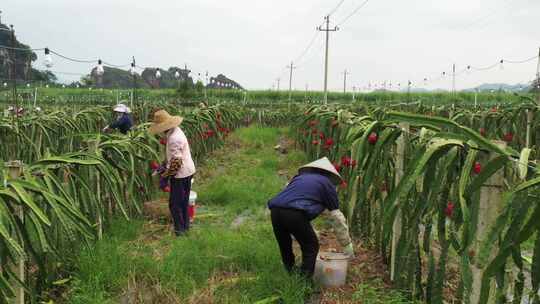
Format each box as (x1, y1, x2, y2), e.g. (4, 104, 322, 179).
(109, 113, 133, 134)
(268, 172, 339, 220)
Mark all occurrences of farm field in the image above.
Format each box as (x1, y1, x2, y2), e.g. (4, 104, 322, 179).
(0, 95, 539, 304)
(1, 0, 540, 302)
(61, 126, 411, 304)
(0, 86, 532, 108)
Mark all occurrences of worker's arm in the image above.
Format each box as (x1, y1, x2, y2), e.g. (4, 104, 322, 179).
(327, 209, 353, 253)
(323, 181, 354, 257)
(161, 140, 184, 177)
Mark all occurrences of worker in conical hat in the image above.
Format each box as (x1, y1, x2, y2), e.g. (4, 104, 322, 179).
(267, 157, 354, 278)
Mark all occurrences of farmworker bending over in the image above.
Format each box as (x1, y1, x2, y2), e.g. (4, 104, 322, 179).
(149, 110, 196, 236)
(103, 103, 133, 134)
(267, 157, 354, 278)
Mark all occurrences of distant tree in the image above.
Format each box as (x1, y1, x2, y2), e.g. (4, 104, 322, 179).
(177, 80, 194, 98)
(531, 78, 540, 94)
(31, 69, 57, 82)
(195, 80, 204, 93)
(80, 75, 94, 87)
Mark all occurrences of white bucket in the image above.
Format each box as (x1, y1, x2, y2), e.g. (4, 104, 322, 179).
(189, 191, 197, 206)
(314, 252, 350, 287)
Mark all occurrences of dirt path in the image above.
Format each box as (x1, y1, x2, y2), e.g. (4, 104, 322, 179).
(66, 127, 400, 304)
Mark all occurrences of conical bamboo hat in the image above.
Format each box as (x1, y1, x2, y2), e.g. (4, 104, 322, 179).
(299, 157, 342, 183)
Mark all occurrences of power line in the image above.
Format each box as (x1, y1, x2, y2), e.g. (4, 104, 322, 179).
(366, 53, 538, 93)
(293, 31, 321, 65)
(49, 49, 131, 68)
(336, 0, 371, 27)
(48, 50, 98, 64)
(459, 0, 517, 32)
(505, 56, 538, 64)
(296, 36, 325, 69)
(328, 0, 346, 17)
(470, 62, 500, 72)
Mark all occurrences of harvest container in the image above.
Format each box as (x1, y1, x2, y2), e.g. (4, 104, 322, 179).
(314, 251, 349, 287)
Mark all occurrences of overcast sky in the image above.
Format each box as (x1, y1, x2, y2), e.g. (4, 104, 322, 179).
(2, 0, 539, 91)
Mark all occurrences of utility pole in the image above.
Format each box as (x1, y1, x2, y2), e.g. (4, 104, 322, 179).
(352, 85, 356, 101)
(10, 24, 18, 143)
(452, 63, 456, 96)
(131, 57, 136, 108)
(0, 10, 3, 24)
(9, 24, 25, 304)
(536, 47, 540, 105)
(342, 69, 349, 93)
(287, 62, 296, 102)
(276, 78, 280, 91)
(204, 71, 209, 101)
(407, 80, 412, 104)
(317, 15, 339, 104)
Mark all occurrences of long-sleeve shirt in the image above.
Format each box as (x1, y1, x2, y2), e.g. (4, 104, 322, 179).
(268, 173, 339, 220)
(164, 127, 196, 179)
(109, 113, 133, 134)
(268, 172, 351, 246)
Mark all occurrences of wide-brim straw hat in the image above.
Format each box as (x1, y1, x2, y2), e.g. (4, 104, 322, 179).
(149, 110, 183, 134)
(299, 157, 342, 184)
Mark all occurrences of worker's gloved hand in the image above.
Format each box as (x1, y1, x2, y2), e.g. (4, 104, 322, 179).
(328, 210, 352, 247)
(157, 165, 166, 174)
(159, 176, 169, 190)
(152, 165, 166, 177)
(344, 243, 355, 258)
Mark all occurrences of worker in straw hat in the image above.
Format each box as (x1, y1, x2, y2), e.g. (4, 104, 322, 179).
(267, 157, 354, 278)
(149, 110, 196, 236)
(103, 103, 133, 134)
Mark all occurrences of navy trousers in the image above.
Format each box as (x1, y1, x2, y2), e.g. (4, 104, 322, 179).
(169, 175, 192, 235)
(270, 207, 319, 278)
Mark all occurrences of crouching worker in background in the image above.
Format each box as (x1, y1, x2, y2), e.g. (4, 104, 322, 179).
(267, 157, 354, 279)
(149, 110, 196, 236)
(102, 103, 133, 134)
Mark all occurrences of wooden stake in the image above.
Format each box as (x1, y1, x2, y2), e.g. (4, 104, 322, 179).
(88, 140, 103, 240)
(526, 110, 533, 148)
(5, 161, 24, 304)
(470, 141, 506, 304)
(391, 122, 409, 281)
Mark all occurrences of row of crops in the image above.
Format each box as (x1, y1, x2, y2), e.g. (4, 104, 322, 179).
(1, 87, 532, 109)
(0, 102, 257, 302)
(1, 93, 538, 303)
(296, 101, 540, 303)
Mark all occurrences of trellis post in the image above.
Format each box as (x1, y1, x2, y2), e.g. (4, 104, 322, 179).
(6, 160, 24, 304)
(526, 110, 533, 148)
(391, 122, 409, 281)
(470, 141, 506, 304)
(88, 140, 103, 240)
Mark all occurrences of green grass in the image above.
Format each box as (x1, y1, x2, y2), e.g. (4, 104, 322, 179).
(66, 126, 313, 303)
(68, 219, 149, 304)
(352, 279, 417, 304)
